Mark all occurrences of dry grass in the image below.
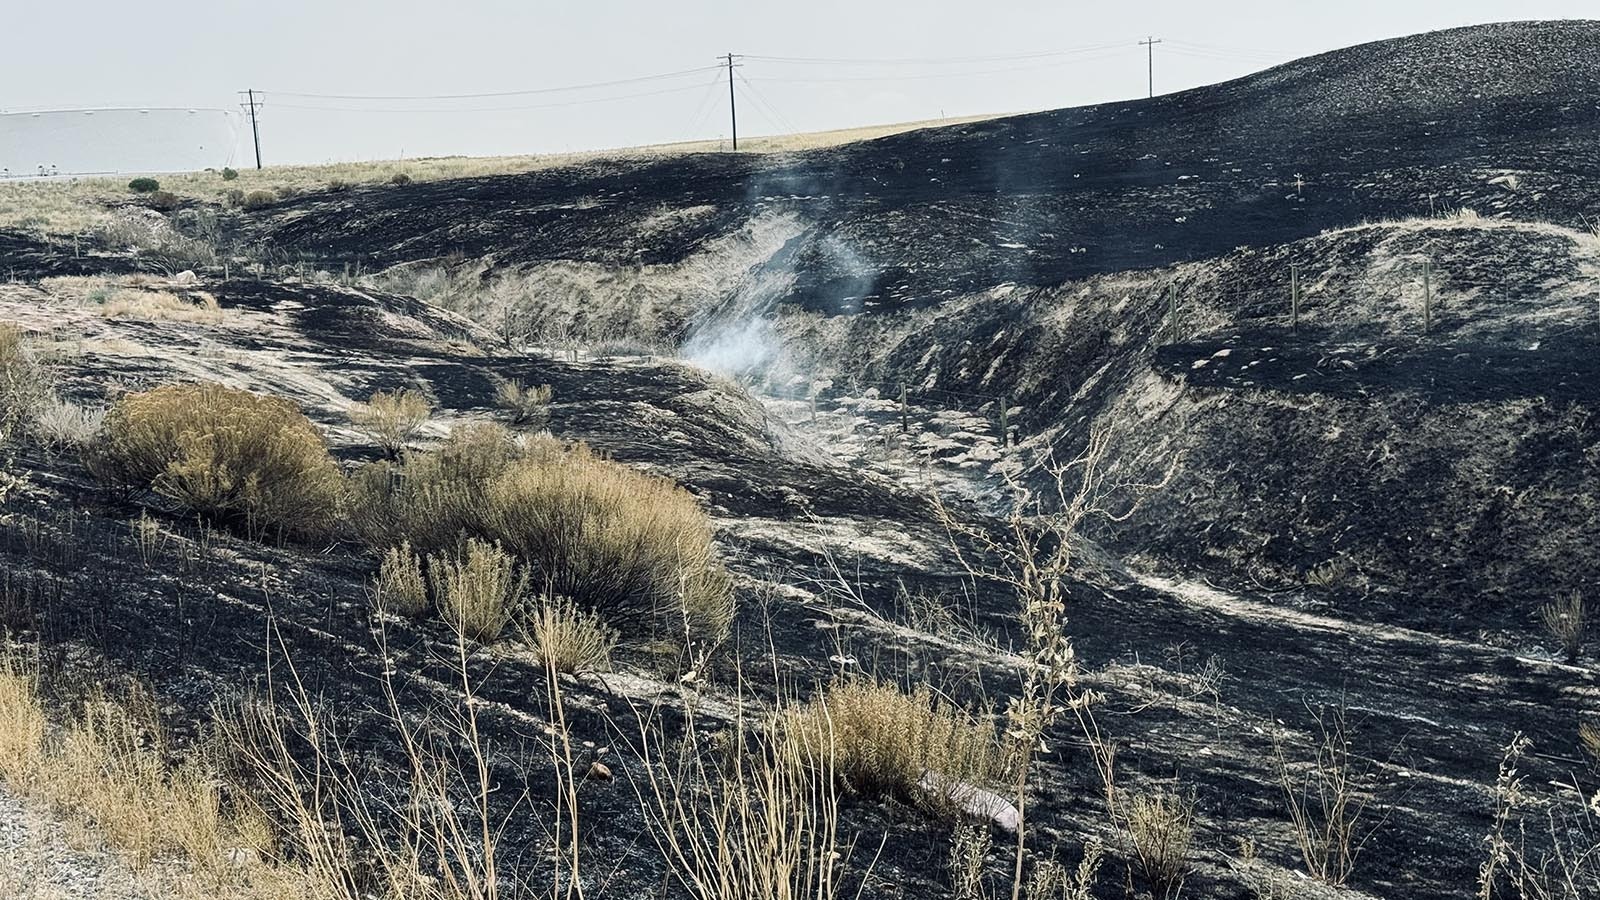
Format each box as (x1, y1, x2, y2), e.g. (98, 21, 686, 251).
(773, 680, 1004, 812)
(0, 324, 53, 436)
(426, 537, 527, 642)
(1539, 594, 1588, 664)
(631, 693, 870, 900)
(101, 288, 222, 323)
(1478, 733, 1600, 900)
(493, 377, 552, 429)
(352, 428, 731, 647)
(351, 388, 431, 457)
(520, 594, 619, 675)
(373, 541, 428, 617)
(1125, 789, 1195, 900)
(0, 113, 1000, 235)
(0, 652, 307, 897)
(1582, 722, 1600, 762)
(39, 275, 226, 323)
(218, 620, 564, 900)
(86, 382, 344, 539)
(949, 823, 991, 900)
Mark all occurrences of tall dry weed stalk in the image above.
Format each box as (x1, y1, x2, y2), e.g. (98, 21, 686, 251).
(1273, 704, 1384, 886)
(936, 426, 1170, 900)
(1477, 733, 1600, 900)
(220, 620, 580, 900)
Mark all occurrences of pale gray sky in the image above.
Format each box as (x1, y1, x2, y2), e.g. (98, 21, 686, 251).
(3, 1, 1596, 167)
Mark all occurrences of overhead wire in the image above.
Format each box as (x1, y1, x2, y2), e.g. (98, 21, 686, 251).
(734, 70, 802, 135)
(743, 42, 1127, 66)
(744, 48, 1131, 85)
(264, 65, 724, 102)
(267, 82, 713, 115)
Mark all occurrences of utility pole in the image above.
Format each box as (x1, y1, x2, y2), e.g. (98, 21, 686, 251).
(1139, 36, 1163, 98)
(724, 53, 742, 151)
(239, 89, 263, 169)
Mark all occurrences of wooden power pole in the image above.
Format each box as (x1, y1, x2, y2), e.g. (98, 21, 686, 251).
(239, 89, 263, 169)
(1139, 36, 1163, 98)
(725, 53, 742, 150)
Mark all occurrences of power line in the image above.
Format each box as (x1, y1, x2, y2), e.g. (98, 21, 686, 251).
(743, 49, 1130, 84)
(734, 70, 801, 135)
(743, 42, 1127, 66)
(265, 65, 723, 102)
(268, 82, 712, 115)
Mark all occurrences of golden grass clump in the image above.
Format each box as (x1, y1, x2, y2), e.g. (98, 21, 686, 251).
(484, 439, 734, 645)
(1126, 789, 1195, 900)
(426, 537, 527, 642)
(100, 288, 223, 323)
(0, 655, 257, 875)
(0, 324, 51, 434)
(241, 189, 276, 211)
(0, 654, 46, 785)
(86, 383, 343, 539)
(493, 377, 553, 428)
(374, 542, 429, 617)
(774, 681, 1004, 809)
(351, 388, 432, 457)
(521, 595, 619, 674)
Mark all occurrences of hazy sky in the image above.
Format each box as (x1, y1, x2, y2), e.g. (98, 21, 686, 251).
(3, 2, 1596, 167)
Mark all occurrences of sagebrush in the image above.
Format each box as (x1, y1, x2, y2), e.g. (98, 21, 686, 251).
(86, 383, 343, 539)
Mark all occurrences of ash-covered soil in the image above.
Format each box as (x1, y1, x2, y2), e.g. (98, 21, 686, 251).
(2, 17, 1599, 900)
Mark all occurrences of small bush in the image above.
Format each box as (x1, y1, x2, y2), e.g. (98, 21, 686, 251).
(224, 188, 246, 207)
(348, 422, 519, 553)
(493, 377, 552, 428)
(484, 440, 733, 643)
(521, 595, 618, 674)
(86, 383, 343, 539)
(327, 178, 350, 193)
(374, 542, 428, 617)
(1126, 789, 1195, 900)
(32, 397, 106, 451)
(351, 388, 431, 457)
(127, 177, 160, 194)
(774, 681, 1004, 809)
(145, 190, 180, 212)
(390, 172, 412, 186)
(426, 538, 526, 642)
(220, 167, 239, 181)
(241, 190, 276, 211)
(350, 428, 732, 647)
